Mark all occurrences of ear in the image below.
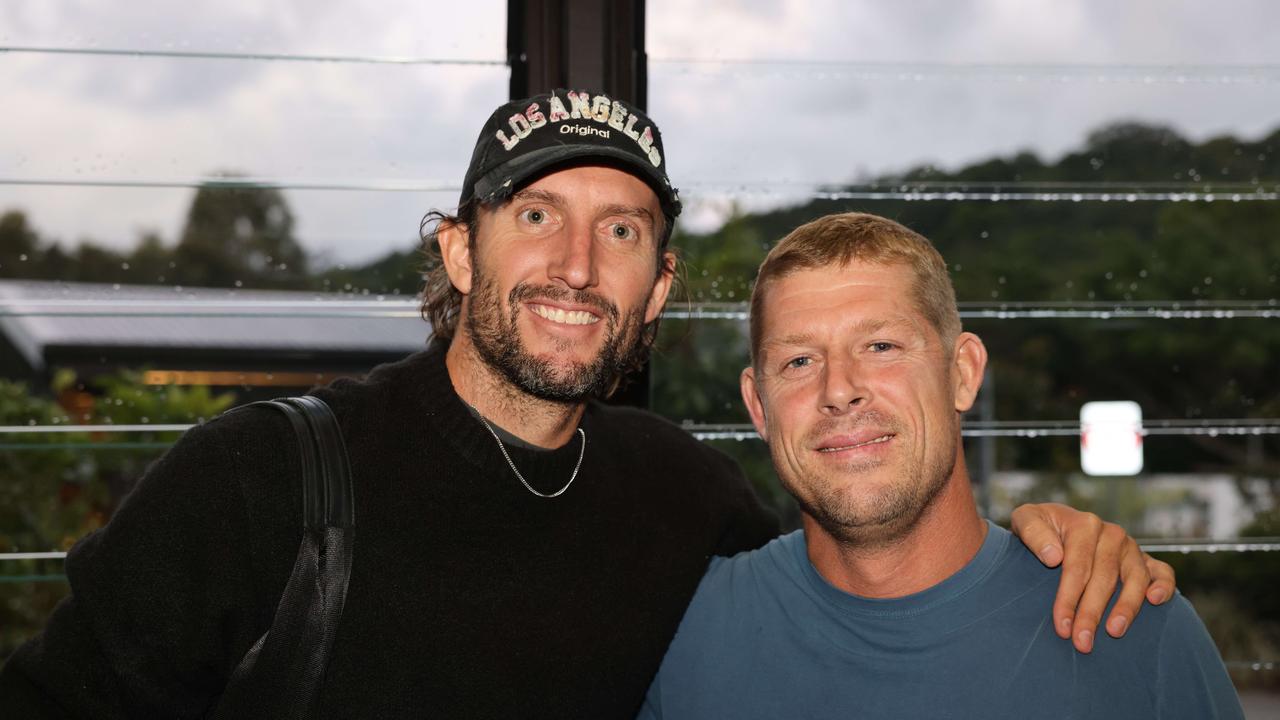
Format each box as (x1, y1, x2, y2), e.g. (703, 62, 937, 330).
(437, 220, 474, 295)
(740, 365, 770, 443)
(951, 331, 988, 413)
(643, 250, 677, 324)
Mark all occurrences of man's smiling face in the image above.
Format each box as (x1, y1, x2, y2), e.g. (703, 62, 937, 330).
(741, 260, 981, 546)
(458, 164, 673, 401)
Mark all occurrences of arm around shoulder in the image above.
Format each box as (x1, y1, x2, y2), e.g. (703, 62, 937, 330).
(706, 450, 780, 557)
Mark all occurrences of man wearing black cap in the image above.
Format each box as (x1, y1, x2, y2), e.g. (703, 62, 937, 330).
(0, 90, 1174, 719)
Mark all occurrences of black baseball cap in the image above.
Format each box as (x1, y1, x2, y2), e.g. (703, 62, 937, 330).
(459, 89, 682, 219)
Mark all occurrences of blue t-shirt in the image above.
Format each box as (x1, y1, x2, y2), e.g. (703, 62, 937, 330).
(640, 522, 1242, 719)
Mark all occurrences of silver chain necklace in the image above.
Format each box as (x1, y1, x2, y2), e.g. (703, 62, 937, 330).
(472, 411, 586, 499)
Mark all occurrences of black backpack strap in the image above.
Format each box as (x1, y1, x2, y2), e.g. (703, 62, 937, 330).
(212, 395, 355, 720)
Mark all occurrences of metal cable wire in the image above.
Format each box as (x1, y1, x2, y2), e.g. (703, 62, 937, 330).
(5, 539, 1279, 561)
(8, 45, 1272, 83)
(666, 300, 1280, 321)
(0, 45, 505, 66)
(651, 57, 1280, 85)
(2, 177, 1278, 202)
(6, 419, 1280, 440)
(0, 176, 458, 192)
(687, 421, 1280, 441)
(2, 299, 1277, 321)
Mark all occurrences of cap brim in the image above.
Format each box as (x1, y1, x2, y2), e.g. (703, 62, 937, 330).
(470, 145, 681, 217)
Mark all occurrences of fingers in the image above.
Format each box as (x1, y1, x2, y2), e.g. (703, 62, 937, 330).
(1014, 503, 1174, 653)
(1101, 534, 1153, 642)
(1144, 555, 1176, 605)
(1103, 551, 1150, 643)
(1010, 503, 1066, 568)
(1050, 511, 1103, 643)
(1065, 520, 1126, 653)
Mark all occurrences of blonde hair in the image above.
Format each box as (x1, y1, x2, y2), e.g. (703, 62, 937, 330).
(748, 212, 961, 363)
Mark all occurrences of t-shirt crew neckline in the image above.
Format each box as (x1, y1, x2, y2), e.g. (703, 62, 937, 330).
(415, 343, 593, 495)
(793, 520, 1009, 621)
(463, 403, 563, 453)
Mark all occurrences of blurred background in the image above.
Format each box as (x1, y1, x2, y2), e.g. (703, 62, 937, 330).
(2, 0, 1277, 712)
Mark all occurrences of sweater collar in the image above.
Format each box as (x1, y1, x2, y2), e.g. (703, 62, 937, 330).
(414, 342, 593, 496)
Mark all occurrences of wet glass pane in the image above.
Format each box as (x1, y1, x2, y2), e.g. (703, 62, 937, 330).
(1, 1, 506, 272)
(646, 4, 1280, 688)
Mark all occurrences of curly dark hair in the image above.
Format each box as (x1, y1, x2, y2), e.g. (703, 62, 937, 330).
(418, 201, 679, 398)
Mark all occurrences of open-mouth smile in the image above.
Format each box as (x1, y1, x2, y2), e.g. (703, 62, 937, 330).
(529, 303, 601, 326)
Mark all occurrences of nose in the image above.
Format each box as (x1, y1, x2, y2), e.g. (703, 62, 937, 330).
(548, 219, 598, 289)
(819, 355, 870, 416)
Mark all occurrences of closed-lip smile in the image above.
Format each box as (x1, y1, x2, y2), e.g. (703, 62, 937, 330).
(816, 431, 895, 453)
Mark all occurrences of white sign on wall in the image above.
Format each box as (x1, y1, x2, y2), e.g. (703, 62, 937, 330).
(1080, 401, 1144, 476)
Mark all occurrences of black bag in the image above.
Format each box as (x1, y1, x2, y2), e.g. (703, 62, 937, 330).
(211, 396, 355, 720)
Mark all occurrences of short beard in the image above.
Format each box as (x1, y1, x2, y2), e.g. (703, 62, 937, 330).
(466, 267, 647, 402)
(781, 413, 957, 549)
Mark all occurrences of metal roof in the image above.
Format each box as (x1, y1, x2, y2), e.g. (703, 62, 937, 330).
(0, 280, 431, 372)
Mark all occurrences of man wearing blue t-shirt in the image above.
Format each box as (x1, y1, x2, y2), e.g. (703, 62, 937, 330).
(640, 212, 1243, 719)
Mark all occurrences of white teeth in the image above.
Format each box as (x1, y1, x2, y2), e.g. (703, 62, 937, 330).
(531, 304, 599, 326)
(820, 434, 892, 452)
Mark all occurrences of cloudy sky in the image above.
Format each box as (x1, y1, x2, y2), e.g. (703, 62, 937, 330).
(3, 0, 1278, 266)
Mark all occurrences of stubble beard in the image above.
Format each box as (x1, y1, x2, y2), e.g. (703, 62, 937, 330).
(780, 412, 958, 549)
(466, 265, 648, 402)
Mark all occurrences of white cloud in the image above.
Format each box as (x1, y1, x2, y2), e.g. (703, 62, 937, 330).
(3, 0, 1278, 262)
(1, 0, 505, 262)
(648, 0, 1280, 231)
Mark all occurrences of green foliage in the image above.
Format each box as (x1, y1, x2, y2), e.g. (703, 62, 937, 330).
(1162, 509, 1280, 689)
(0, 378, 99, 659)
(1, 177, 426, 292)
(0, 211, 53, 279)
(0, 380, 98, 555)
(173, 179, 310, 288)
(316, 247, 423, 296)
(659, 121, 1280, 484)
(0, 373, 235, 660)
(90, 371, 236, 499)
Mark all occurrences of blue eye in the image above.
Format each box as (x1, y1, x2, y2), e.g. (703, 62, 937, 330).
(785, 356, 812, 369)
(870, 342, 896, 353)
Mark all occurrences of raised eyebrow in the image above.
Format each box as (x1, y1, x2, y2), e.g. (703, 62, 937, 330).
(759, 332, 818, 361)
(762, 319, 900, 353)
(600, 204, 656, 226)
(510, 188, 564, 206)
(766, 332, 816, 350)
(853, 318, 893, 335)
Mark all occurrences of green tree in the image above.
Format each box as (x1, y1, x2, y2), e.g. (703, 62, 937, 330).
(173, 177, 309, 289)
(0, 211, 42, 279)
(315, 247, 422, 296)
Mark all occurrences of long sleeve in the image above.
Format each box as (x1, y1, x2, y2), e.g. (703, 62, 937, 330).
(0, 413, 295, 718)
(709, 452, 780, 558)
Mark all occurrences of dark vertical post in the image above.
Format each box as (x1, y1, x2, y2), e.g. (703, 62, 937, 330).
(507, 0, 654, 408)
(508, 0, 647, 108)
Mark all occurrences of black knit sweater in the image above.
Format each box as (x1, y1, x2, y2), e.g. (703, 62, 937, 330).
(0, 345, 780, 719)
